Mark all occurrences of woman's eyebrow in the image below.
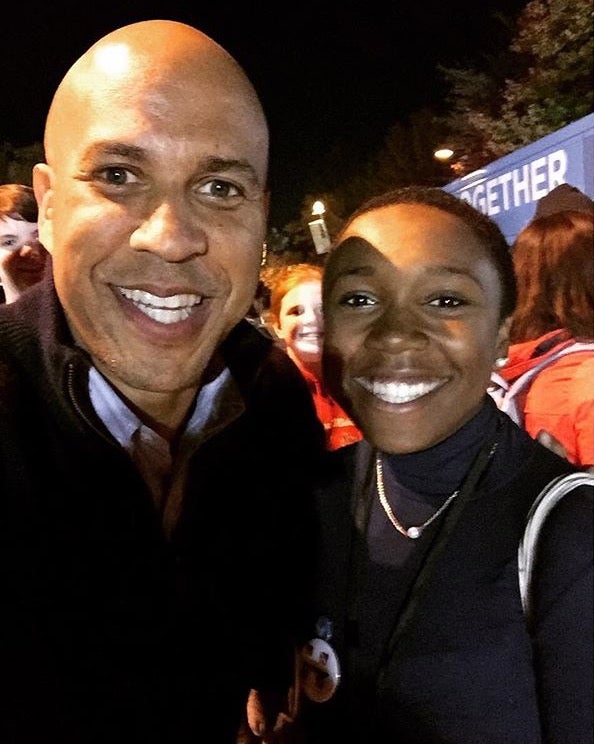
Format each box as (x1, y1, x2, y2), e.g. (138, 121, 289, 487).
(423, 264, 486, 289)
(329, 265, 376, 281)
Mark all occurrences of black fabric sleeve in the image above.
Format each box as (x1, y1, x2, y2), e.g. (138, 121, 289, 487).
(531, 485, 594, 744)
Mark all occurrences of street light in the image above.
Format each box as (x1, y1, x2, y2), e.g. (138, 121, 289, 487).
(311, 200, 326, 217)
(433, 147, 455, 162)
(308, 199, 331, 254)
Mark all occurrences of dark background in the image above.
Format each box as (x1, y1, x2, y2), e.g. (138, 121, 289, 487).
(1, 0, 528, 225)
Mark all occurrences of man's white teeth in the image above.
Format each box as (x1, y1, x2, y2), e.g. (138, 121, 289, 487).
(118, 287, 202, 324)
(141, 306, 192, 324)
(355, 378, 442, 404)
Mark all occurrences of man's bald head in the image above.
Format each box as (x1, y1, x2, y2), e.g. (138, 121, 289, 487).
(44, 20, 268, 166)
(32, 19, 270, 428)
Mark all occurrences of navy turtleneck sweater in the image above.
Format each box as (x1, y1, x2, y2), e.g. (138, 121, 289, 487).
(351, 398, 524, 697)
(305, 395, 592, 743)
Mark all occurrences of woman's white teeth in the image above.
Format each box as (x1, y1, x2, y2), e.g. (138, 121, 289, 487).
(356, 378, 441, 404)
(118, 287, 202, 324)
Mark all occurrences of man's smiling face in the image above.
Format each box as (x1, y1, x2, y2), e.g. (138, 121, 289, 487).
(34, 26, 269, 421)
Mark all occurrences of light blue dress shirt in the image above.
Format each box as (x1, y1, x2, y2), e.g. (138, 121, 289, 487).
(88, 365, 243, 536)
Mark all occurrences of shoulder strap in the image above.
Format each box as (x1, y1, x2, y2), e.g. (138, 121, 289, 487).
(518, 471, 594, 624)
(499, 342, 594, 425)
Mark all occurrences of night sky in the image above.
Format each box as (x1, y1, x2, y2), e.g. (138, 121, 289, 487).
(2, 0, 528, 225)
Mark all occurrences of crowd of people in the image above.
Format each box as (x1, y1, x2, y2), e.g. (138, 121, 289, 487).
(489, 184, 594, 469)
(0, 17, 592, 744)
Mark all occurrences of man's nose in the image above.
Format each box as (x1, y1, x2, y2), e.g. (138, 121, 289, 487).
(130, 201, 207, 261)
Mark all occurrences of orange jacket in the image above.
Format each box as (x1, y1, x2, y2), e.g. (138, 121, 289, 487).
(499, 330, 594, 467)
(298, 364, 362, 451)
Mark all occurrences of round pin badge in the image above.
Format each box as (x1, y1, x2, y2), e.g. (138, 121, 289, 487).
(301, 637, 341, 703)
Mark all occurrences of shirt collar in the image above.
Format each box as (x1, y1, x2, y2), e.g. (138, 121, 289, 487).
(88, 364, 241, 452)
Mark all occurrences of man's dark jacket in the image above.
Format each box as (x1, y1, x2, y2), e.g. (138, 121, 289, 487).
(0, 277, 325, 743)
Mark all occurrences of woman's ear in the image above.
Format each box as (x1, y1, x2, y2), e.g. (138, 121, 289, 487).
(33, 163, 55, 254)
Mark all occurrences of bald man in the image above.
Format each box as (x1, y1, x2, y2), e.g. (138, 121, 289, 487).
(0, 20, 323, 743)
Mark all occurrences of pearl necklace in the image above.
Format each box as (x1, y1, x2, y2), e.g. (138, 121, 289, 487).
(375, 454, 460, 539)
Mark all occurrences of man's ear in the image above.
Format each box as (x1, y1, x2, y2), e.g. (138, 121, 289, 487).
(263, 189, 270, 220)
(495, 316, 513, 361)
(32, 163, 55, 254)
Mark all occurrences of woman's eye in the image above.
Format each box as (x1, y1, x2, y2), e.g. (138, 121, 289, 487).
(339, 292, 376, 308)
(428, 296, 466, 308)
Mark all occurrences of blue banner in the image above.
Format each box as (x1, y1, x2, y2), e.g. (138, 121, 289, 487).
(443, 114, 593, 244)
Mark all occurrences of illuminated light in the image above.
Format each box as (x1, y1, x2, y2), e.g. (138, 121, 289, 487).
(311, 200, 326, 216)
(434, 148, 455, 162)
(94, 44, 131, 75)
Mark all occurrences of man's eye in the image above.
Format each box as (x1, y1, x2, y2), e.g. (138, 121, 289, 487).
(99, 167, 139, 186)
(197, 179, 242, 199)
(1, 238, 17, 249)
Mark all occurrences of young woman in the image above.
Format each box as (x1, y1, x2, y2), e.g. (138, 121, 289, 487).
(299, 187, 593, 743)
(493, 208, 594, 468)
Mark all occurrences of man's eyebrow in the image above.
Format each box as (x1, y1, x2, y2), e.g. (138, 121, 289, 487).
(201, 157, 262, 186)
(78, 146, 262, 185)
(81, 142, 147, 162)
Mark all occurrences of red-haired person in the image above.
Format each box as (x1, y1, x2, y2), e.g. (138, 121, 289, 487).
(262, 263, 362, 450)
(0, 183, 48, 303)
(495, 192, 594, 469)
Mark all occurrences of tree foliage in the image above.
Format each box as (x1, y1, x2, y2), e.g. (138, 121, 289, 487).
(321, 108, 451, 219)
(440, 0, 594, 170)
(280, 0, 593, 256)
(278, 108, 452, 254)
(0, 142, 44, 185)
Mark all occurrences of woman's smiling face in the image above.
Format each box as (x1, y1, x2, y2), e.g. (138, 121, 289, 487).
(323, 203, 510, 454)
